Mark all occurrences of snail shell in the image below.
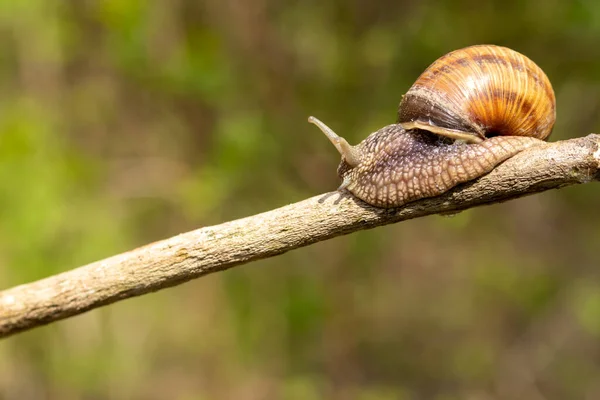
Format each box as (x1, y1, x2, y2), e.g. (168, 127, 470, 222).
(398, 45, 556, 143)
(309, 45, 556, 208)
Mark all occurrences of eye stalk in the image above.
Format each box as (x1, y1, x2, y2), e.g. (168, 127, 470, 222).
(308, 116, 362, 168)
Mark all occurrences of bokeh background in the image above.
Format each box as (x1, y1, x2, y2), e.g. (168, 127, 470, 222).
(0, 0, 599, 399)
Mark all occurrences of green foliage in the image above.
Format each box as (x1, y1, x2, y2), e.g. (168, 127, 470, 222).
(0, 0, 599, 399)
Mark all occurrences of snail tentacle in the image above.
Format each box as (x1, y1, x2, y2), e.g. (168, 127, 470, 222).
(308, 116, 362, 167)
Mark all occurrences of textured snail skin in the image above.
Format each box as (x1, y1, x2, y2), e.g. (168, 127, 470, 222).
(398, 45, 556, 142)
(337, 124, 543, 208)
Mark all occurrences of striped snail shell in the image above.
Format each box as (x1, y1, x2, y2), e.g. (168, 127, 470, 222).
(398, 45, 556, 143)
(309, 45, 556, 208)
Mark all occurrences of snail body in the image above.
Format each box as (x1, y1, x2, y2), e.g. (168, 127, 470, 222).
(310, 45, 556, 208)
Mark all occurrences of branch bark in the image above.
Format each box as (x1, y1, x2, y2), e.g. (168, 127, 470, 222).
(1, 135, 599, 339)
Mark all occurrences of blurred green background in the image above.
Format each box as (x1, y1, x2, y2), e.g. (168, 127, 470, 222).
(0, 0, 599, 399)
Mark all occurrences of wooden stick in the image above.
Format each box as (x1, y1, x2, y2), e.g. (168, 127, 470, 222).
(0, 134, 599, 339)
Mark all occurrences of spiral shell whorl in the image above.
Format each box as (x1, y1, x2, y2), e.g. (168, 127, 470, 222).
(398, 45, 556, 141)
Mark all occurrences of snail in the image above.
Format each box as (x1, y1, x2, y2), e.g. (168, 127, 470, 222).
(309, 44, 556, 208)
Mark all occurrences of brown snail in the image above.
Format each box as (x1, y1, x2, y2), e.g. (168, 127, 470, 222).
(309, 44, 556, 208)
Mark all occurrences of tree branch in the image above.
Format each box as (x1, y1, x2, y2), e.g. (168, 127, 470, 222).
(0, 135, 599, 339)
